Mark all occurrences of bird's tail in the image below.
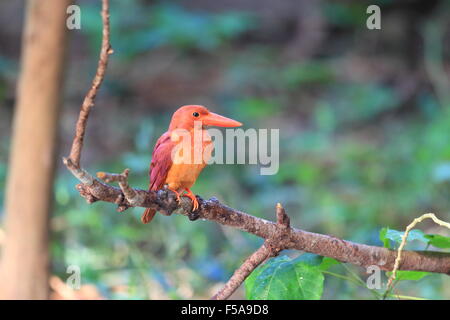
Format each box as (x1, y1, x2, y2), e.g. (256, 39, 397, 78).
(141, 208, 157, 224)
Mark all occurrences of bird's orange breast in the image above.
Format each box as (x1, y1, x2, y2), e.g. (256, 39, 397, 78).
(165, 129, 213, 192)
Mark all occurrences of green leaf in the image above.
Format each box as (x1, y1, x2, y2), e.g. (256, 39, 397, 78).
(292, 253, 322, 266)
(319, 257, 341, 271)
(244, 263, 267, 298)
(386, 271, 430, 281)
(288, 253, 340, 271)
(379, 227, 391, 248)
(245, 255, 324, 300)
(379, 227, 429, 248)
(425, 234, 450, 249)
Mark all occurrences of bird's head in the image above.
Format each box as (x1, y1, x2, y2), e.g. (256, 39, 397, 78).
(169, 105, 242, 130)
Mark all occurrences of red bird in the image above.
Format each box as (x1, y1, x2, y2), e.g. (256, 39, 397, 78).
(142, 105, 242, 223)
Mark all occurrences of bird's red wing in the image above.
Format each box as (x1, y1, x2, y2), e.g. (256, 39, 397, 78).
(149, 131, 174, 191)
(142, 132, 175, 224)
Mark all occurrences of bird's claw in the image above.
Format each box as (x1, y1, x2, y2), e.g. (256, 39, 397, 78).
(167, 187, 181, 203)
(183, 189, 199, 212)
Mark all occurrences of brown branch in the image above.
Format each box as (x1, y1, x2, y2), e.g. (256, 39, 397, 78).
(63, 0, 450, 301)
(211, 242, 274, 300)
(211, 203, 291, 300)
(96, 169, 146, 208)
(69, 180, 450, 275)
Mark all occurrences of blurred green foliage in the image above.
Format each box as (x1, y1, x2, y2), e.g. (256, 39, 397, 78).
(82, 0, 254, 58)
(42, 0, 450, 300)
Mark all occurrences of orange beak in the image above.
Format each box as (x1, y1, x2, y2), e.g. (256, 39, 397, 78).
(202, 112, 242, 127)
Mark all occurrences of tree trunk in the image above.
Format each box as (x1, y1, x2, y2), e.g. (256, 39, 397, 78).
(0, 0, 71, 299)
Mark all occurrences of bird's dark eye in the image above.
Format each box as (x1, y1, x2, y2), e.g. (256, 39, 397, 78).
(193, 112, 200, 117)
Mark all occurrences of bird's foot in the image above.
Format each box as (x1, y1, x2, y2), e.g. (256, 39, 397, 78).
(183, 188, 199, 212)
(167, 187, 181, 203)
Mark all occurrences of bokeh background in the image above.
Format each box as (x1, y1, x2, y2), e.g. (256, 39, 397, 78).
(1, 0, 450, 299)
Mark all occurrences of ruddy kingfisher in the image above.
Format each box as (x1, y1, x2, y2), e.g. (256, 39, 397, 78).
(142, 105, 242, 223)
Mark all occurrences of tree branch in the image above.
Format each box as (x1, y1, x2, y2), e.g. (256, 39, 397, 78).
(69, 181, 450, 275)
(211, 203, 291, 300)
(63, 0, 450, 300)
(211, 242, 274, 300)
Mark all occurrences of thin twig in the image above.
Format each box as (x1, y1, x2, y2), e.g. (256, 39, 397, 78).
(67, 0, 113, 167)
(386, 213, 450, 294)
